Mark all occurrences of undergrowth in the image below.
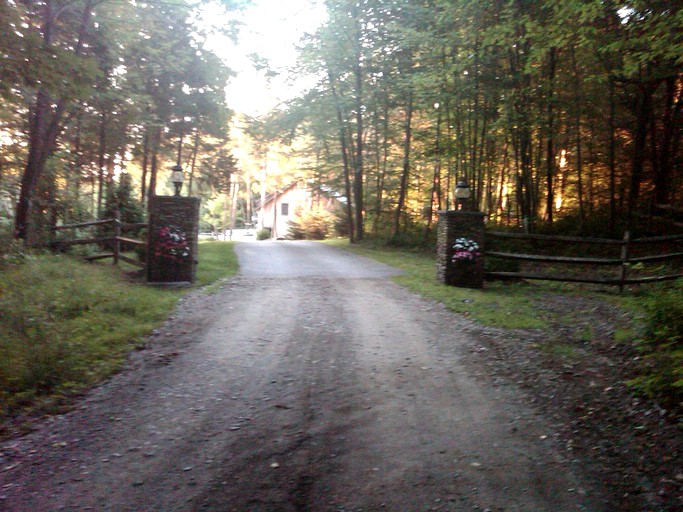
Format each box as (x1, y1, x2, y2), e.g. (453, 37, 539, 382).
(0, 241, 238, 427)
(629, 282, 683, 410)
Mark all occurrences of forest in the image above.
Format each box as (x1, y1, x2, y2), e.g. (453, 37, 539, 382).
(0, 0, 681, 244)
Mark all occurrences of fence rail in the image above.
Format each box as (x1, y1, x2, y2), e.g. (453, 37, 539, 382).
(49, 211, 147, 268)
(485, 230, 683, 291)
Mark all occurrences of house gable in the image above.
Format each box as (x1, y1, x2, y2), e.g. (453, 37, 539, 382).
(257, 182, 340, 239)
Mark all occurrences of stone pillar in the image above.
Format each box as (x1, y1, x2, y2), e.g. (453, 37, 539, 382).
(147, 196, 200, 284)
(436, 210, 485, 289)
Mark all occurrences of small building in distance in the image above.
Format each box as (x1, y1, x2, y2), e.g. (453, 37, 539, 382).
(257, 182, 341, 239)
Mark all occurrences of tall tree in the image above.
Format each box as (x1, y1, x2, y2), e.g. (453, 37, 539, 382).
(14, 0, 98, 242)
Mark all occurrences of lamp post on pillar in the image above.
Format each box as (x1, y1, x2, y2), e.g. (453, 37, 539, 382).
(146, 125, 200, 285)
(171, 164, 184, 197)
(436, 176, 485, 288)
(454, 177, 471, 210)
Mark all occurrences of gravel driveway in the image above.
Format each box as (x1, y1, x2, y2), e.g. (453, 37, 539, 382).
(0, 241, 608, 511)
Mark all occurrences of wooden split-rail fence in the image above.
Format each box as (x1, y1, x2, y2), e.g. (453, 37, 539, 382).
(50, 211, 147, 268)
(485, 231, 683, 291)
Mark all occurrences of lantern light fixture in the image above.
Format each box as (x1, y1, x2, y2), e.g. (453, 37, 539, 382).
(454, 177, 470, 210)
(171, 164, 184, 197)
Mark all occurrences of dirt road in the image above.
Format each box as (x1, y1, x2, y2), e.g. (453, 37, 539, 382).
(0, 241, 608, 511)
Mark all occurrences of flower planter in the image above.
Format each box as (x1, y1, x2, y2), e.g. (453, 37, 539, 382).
(146, 196, 200, 284)
(436, 210, 485, 289)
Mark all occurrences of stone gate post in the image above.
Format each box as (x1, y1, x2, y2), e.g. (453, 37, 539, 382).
(147, 196, 200, 284)
(436, 210, 485, 289)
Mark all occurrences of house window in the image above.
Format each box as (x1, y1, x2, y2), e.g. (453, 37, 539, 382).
(281, 203, 289, 216)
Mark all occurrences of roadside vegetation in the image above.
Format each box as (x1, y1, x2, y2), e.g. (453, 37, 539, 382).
(0, 241, 237, 435)
(195, 241, 240, 290)
(630, 283, 683, 409)
(330, 237, 683, 415)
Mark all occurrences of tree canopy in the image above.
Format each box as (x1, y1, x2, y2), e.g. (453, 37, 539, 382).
(273, 0, 682, 239)
(0, 0, 241, 243)
(1, 0, 680, 243)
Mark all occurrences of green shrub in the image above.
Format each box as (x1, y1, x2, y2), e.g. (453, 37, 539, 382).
(0, 243, 239, 422)
(386, 229, 435, 250)
(0, 228, 26, 267)
(287, 206, 333, 240)
(333, 205, 351, 237)
(629, 284, 683, 410)
(256, 228, 271, 240)
(98, 173, 145, 252)
(0, 256, 180, 417)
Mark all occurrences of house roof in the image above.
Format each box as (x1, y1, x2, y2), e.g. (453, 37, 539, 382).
(255, 181, 347, 211)
(254, 182, 301, 211)
(260, 182, 300, 208)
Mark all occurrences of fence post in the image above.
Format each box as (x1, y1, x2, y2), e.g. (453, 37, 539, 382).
(113, 209, 121, 265)
(619, 231, 631, 293)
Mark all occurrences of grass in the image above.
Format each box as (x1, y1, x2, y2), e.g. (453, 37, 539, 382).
(326, 238, 547, 329)
(326, 237, 654, 332)
(536, 341, 581, 360)
(0, 241, 238, 428)
(614, 328, 638, 344)
(196, 241, 240, 289)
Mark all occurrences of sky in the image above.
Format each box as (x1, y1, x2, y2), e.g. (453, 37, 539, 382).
(205, 0, 326, 116)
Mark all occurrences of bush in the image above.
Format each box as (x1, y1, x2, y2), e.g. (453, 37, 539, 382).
(0, 255, 184, 418)
(0, 228, 26, 267)
(385, 229, 435, 250)
(99, 173, 145, 252)
(629, 284, 683, 410)
(256, 228, 271, 240)
(333, 205, 351, 237)
(287, 206, 333, 240)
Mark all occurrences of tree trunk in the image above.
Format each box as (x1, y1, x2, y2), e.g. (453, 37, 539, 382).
(426, 104, 443, 233)
(608, 76, 617, 234)
(509, 27, 535, 230)
(372, 86, 390, 234)
(476, 113, 488, 210)
(470, 43, 480, 197)
(148, 126, 162, 205)
(627, 82, 655, 221)
(71, 112, 83, 210)
(571, 47, 585, 229)
(14, 0, 94, 241)
(351, 5, 364, 241)
(140, 127, 150, 205)
(653, 77, 682, 205)
(327, 69, 355, 242)
(97, 111, 107, 218)
(393, 89, 413, 237)
(545, 48, 556, 224)
(188, 131, 200, 196)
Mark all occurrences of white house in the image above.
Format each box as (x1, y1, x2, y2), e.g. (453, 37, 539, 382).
(257, 182, 340, 239)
